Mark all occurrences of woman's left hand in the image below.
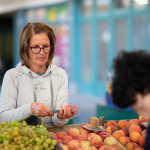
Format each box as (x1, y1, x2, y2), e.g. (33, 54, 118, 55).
(57, 105, 78, 119)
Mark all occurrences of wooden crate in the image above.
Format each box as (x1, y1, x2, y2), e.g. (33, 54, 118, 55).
(99, 116, 137, 150)
(46, 123, 87, 133)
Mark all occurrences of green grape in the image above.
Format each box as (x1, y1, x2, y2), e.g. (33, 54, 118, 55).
(32, 126, 36, 130)
(2, 132, 7, 138)
(46, 139, 52, 145)
(1, 121, 7, 126)
(50, 145, 55, 150)
(40, 125, 44, 129)
(14, 127, 19, 131)
(51, 140, 57, 146)
(6, 135, 12, 140)
(39, 145, 43, 150)
(25, 141, 29, 146)
(43, 142, 48, 148)
(34, 146, 40, 150)
(3, 140, 9, 146)
(38, 139, 43, 145)
(45, 148, 51, 150)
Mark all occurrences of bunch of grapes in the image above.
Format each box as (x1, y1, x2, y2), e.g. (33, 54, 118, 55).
(0, 120, 57, 150)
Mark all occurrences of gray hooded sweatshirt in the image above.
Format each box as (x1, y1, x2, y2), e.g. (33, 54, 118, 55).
(0, 62, 69, 126)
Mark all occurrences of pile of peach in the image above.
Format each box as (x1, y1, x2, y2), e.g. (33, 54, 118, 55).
(105, 115, 148, 150)
(49, 123, 123, 150)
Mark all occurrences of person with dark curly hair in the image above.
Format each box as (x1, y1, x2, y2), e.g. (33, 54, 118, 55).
(112, 50, 150, 150)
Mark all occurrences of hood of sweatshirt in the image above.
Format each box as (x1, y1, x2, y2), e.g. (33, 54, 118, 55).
(16, 62, 57, 77)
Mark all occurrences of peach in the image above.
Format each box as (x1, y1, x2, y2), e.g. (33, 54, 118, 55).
(87, 146, 97, 150)
(98, 132, 110, 141)
(139, 115, 148, 120)
(139, 135, 146, 148)
(141, 130, 146, 136)
(112, 130, 125, 140)
(67, 140, 80, 150)
(118, 136, 130, 146)
(134, 148, 144, 150)
(60, 144, 69, 150)
(111, 144, 122, 150)
(105, 121, 118, 129)
(130, 131, 141, 143)
(62, 135, 73, 145)
(98, 145, 108, 150)
(80, 141, 91, 148)
(74, 134, 87, 143)
(78, 148, 87, 150)
(121, 127, 129, 136)
(56, 132, 67, 140)
(56, 139, 63, 144)
(80, 124, 92, 136)
(49, 132, 58, 139)
(129, 125, 142, 134)
(80, 128, 91, 137)
(67, 128, 80, 139)
(118, 120, 129, 129)
(138, 118, 148, 130)
(126, 142, 138, 150)
(87, 133, 97, 141)
(90, 135, 104, 148)
(129, 119, 139, 126)
(104, 137, 118, 146)
(106, 126, 118, 135)
(104, 146, 115, 150)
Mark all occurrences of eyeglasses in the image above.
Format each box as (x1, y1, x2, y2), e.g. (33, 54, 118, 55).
(28, 46, 52, 54)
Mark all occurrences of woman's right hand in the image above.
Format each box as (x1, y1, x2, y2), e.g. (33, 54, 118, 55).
(30, 102, 54, 117)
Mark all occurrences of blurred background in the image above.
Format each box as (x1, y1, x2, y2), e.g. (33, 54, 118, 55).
(0, 0, 149, 124)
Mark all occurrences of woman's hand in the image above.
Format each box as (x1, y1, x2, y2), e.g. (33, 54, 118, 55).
(30, 102, 54, 117)
(57, 105, 78, 119)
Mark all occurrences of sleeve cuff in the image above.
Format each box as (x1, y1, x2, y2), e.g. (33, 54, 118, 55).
(23, 103, 34, 117)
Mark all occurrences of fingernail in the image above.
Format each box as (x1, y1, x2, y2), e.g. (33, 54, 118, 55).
(52, 114, 54, 116)
(67, 105, 70, 108)
(73, 106, 76, 108)
(70, 105, 71, 107)
(61, 106, 63, 108)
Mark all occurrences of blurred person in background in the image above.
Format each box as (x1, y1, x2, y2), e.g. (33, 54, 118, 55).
(112, 50, 150, 150)
(0, 22, 78, 126)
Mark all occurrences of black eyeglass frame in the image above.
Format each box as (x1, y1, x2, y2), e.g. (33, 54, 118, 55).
(28, 46, 53, 54)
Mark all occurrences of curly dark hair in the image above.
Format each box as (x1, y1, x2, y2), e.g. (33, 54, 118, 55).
(112, 50, 150, 108)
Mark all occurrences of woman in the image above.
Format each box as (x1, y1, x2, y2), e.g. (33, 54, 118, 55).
(111, 50, 150, 150)
(0, 22, 78, 126)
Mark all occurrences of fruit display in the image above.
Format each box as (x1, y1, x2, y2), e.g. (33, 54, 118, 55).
(104, 115, 148, 150)
(0, 120, 58, 150)
(48, 123, 123, 150)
